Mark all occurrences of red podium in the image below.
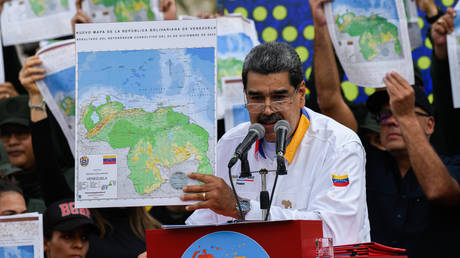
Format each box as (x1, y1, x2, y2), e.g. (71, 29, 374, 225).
(146, 220, 323, 257)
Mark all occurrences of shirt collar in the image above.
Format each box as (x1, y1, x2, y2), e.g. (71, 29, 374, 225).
(255, 108, 311, 164)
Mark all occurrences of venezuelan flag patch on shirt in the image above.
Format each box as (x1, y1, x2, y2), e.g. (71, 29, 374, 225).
(332, 174, 349, 187)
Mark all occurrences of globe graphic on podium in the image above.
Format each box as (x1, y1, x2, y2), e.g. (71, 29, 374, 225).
(182, 231, 269, 258)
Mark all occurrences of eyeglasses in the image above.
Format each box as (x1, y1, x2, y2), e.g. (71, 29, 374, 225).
(245, 88, 298, 114)
(377, 109, 431, 125)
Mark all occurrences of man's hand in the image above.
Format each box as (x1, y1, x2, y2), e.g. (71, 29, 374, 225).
(416, 0, 438, 17)
(72, 0, 91, 34)
(19, 56, 45, 97)
(383, 72, 416, 121)
(160, 0, 177, 20)
(309, 0, 333, 26)
(431, 7, 456, 59)
(181, 173, 239, 219)
(0, 82, 19, 100)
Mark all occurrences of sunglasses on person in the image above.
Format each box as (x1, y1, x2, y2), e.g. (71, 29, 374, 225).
(376, 109, 431, 125)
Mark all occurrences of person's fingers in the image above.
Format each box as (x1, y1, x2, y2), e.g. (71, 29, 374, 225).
(75, 0, 82, 9)
(184, 200, 210, 211)
(187, 172, 217, 183)
(182, 183, 211, 193)
(180, 192, 207, 202)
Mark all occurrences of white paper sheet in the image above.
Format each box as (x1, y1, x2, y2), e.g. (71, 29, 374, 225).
(75, 20, 217, 208)
(35, 39, 76, 156)
(0, 213, 43, 258)
(325, 0, 414, 88)
(1, 0, 76, 45)
(447, 1, 460, 108)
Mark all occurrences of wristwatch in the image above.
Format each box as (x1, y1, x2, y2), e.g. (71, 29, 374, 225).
(236, 198, 250, 218)
(28, 99, 46, 111)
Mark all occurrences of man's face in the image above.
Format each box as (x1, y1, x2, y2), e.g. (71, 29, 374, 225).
(245, 71, 306, 142)
(44, 227, 90, 258)
(0, 191, 26, 215)
(0, 124, 35, 170)
(379, 104, 434, 152)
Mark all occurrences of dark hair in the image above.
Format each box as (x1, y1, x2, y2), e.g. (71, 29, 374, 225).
(242, 42, 303, 90)
(0, 179, 23, 196)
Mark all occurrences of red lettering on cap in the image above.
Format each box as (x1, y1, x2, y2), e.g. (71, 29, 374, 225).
(70, 202, 79, 215)
(59, 203, 70, 216)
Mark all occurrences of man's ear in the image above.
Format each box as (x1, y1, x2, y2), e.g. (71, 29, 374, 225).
(297, 81, 306, 108)
(425, 116, 435, 136)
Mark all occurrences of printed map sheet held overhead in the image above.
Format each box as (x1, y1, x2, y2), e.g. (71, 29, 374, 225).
(81, 0, 163, 23)
(325, 0, 414, 87)
(447, 1, 460, 108)
(75, 20, 216, 208)
(1, 0, 76, 45)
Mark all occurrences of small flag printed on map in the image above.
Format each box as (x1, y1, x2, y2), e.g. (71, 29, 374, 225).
(103, 155, 116, 165)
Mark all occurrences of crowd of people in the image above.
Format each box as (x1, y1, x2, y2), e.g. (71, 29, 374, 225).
(0, 0, 459, 257)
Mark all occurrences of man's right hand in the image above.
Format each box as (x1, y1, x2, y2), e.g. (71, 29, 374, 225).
(309, 0, 333, 26)
(431, 7, 456, 59)
(72, 0, 91, 34)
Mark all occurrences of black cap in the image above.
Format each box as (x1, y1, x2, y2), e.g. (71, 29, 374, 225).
(43, 199, 98, 235)
(0, 95, 30, 127)
(366, 85, 433, 116)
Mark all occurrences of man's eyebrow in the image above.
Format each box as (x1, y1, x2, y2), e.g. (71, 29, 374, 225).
(246, 89, 291, 96)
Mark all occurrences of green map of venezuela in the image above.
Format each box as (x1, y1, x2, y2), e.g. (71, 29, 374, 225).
(335, 11, 402, 61)
(82, 96, 211, 195)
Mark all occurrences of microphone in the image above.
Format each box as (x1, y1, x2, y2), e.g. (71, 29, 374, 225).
(228, 123, 265, 168)
(275, 120, 291, 157)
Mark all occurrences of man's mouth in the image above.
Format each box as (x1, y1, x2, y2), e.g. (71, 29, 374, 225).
(7, 151, 23, 157)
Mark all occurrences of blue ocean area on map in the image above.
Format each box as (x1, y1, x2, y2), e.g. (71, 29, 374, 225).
(218, 33, 253, 59)
(332, 0, 399, 21)
(43, 67, 75, 98)
(0, 245, 34, 258)
(233, 105, 250, 126)
(78, 48, 215, 124)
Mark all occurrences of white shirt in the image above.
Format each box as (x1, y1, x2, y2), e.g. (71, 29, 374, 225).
(186, 107, 370, 245)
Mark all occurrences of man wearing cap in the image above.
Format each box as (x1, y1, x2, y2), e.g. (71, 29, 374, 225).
(43, 199, 98, 258)
(311, 0, 460, 256)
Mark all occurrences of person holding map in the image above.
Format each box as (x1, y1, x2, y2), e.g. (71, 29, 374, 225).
(181, 41, 370, 245)
(310, 0, 460, 256)
(429, 7, 460, 157)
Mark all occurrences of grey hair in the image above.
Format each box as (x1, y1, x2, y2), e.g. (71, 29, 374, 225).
(242, 42, 303, 90)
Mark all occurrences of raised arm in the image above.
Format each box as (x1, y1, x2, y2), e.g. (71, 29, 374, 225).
(310, 0, 358, 132)
(384, 72, 460, 205)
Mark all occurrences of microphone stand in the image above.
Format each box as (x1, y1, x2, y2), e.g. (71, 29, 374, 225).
(259, 168, 269, 220)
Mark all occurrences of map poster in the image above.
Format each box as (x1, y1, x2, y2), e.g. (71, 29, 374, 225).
(325, 0, 414, 88)
(75, 19, 217, 208)
(0, 35, 4, 84)
(447, 1, 460, 108)
(1, 0, 76, 46)
(405, 0, 422, 49)
(216, 14, 259, 121)
(81, 0, 163, 23)
(0, 213, 44, 258)
(36, 39, 76, 156)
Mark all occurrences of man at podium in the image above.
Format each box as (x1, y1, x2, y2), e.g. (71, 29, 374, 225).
(181, 42, 370, 245)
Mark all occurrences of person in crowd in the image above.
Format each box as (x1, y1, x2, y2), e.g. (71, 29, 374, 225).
(181, 41, 369, 245)
(310, 0, 460, 256)
(43, 199, 98, 258)
(0, 95, 47, 212)
(20, 55, 162, 258)
(0, 179, 26, 215)
(428, 7, 460, 156)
